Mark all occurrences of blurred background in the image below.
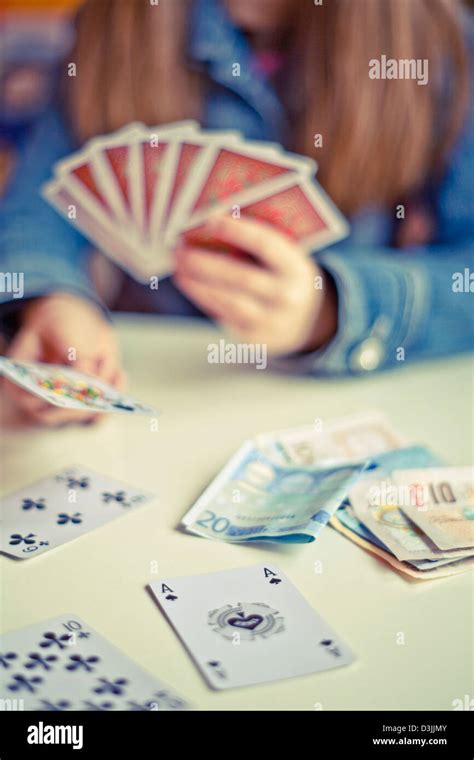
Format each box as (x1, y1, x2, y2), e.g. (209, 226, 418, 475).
(0, 0, 80, 193)
(1, 0, 473, 196)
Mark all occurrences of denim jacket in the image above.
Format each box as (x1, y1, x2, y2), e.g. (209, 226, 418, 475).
(0, 0, 473, 374)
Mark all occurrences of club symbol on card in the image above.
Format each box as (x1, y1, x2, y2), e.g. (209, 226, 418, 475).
(24, 652, 58, 671)
(39, 631, 73, 650)
(22, 498, 46, 511)
(153, 691, 188, 710)
(56, 473, 90, 490)
(57, 512, 82, 525)
(94, 677, 128, 696)
(39, 699, 71, 711)
(83, 700, 114, 711)
(62, 621, 90, 640)
(319, 639, 341, 657)
(0, 651, 18, 668)
(206, 661, 227, 680)
(102, 490, 132, 507)
(65, 654, 100, 672)
(209, 602, 284, 642)
(127, 701, 155, 711)
(9, 532, 36, 546)
(7, 674, 43, 693)
(8, 533, 46, 554)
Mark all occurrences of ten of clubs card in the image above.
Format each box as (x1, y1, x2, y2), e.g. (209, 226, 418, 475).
(0, 615, 191, 711)
(150, 564, 354, 690)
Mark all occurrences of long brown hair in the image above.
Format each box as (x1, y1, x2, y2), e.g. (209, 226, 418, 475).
(65, 0, 469, 215)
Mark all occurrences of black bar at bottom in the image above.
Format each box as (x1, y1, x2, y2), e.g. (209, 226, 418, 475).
(0, 709, 472, 757)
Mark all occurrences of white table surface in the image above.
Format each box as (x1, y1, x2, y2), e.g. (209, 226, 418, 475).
(1, 315, 473, 711)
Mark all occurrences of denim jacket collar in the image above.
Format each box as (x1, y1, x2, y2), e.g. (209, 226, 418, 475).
(189, 0, 288, 140)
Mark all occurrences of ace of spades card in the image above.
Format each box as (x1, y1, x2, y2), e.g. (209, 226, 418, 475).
(150, 564, 354, 690)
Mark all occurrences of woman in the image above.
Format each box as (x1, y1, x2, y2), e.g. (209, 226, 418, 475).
(0, 0, 472, 425)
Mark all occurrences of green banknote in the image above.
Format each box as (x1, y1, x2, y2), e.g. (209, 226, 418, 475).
(181, 440, 367, 543)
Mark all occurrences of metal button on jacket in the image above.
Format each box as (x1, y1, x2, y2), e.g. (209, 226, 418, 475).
(349, 337, 385, 372)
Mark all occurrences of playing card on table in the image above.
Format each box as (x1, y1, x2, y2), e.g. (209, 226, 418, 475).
(150, 564, 354, 690)
(0, 615, 191, 710)
(182, 176, 349, 252)
(0, 358, 156, 415)
(0, 466, 155, 560)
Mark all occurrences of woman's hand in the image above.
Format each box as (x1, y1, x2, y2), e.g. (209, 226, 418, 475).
(4, 292, 124, 426)
(174, 215, 338, 355)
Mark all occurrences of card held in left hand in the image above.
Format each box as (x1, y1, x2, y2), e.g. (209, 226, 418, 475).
(0, 615, 191, 711)
(0, 358, 157, 416)
(0, 466, 156, 560)
(149, 564, 354, 690)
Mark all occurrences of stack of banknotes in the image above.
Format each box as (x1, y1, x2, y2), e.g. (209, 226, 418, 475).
(181, 410, 474, 579)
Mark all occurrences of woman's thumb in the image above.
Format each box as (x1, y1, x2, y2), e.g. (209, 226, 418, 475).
(7, 328, 42, 361)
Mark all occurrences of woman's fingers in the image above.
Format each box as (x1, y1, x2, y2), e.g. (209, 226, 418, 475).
(2, 378, 50, 415)
(175, 274, 264, 331)
(199, 214, 301, 275)
(175, 247, 281, 304)
(5, 329, 122, 426)
(29, 357, 125, 427)
(95, 349, 124, 386)
(7, 327, 42, 361)
(109, 366, 127, 390)
(3, 327, 50, 414)
(22, 405, 100, 427)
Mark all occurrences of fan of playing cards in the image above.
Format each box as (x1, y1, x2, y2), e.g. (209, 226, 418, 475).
(42, 121, 349, 283)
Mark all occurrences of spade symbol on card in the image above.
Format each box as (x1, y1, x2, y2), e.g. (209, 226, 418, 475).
(161, 583, 177, 601)
(207, 661, 227, 680)
(228, 612, 263, 631)
(320, 639, 341, 657)
(264, 567, 282, 585)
